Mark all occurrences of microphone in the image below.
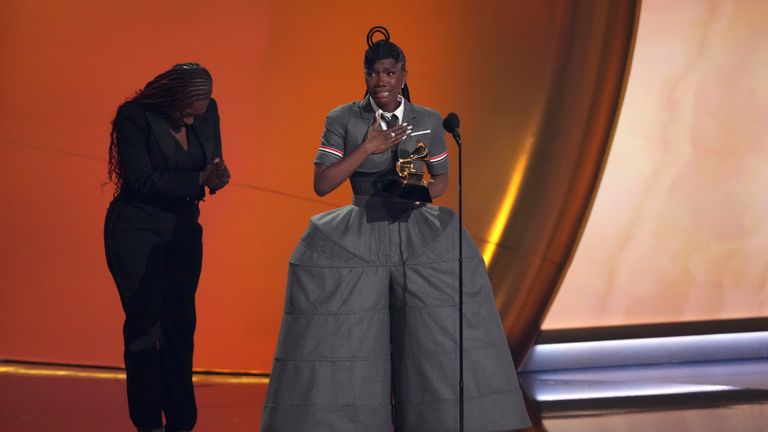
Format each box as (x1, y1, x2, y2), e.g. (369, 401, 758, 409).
(442, 113, 461, 146)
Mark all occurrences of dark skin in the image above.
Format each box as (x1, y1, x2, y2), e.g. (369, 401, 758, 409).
(167, 98, 231, 192)
(314, 59, 448, 198)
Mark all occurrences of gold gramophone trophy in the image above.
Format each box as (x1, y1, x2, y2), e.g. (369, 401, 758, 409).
(390, 140, 433, 202)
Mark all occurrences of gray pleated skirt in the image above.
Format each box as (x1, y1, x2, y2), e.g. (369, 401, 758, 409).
(261, 201, 531, 431)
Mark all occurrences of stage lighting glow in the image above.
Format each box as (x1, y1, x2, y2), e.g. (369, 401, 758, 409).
(531, 382, 737, 402)
(0, 363, 270, 384)
(482, 136, 534, 265)
(523, 331, 768, 372)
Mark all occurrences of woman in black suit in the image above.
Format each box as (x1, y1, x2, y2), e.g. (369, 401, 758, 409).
(104, 63, 229, 432)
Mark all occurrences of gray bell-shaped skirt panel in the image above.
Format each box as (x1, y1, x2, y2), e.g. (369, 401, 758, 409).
(261, 204, 531, 432)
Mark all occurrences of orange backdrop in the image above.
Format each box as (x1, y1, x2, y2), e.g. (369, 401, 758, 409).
(10, 0, 750, 373)
(0, 0, 558, 372)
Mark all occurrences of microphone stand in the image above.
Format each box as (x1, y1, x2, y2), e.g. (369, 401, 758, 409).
(450, 130, 464, 432)
(443, 113, 463, 432)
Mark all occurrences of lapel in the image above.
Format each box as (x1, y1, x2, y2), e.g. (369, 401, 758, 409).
(400, 100, 422, 155)
(402, 99, 417, 124)
(146, 110, 178, 169)
(358, 95, 376, 124)
(145, 109, 216, 168)
(190, 121, 213, 163)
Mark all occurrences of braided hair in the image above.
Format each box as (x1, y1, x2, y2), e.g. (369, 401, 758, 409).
(363, 26, 411, 102)
(106, 63, 213, 196)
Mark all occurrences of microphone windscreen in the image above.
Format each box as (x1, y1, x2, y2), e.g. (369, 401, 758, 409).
(442, 112, 460, 134)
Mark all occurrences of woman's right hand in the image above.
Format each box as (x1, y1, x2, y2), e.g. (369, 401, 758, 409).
(313, 112, 411, 197)
(362, 111, 412, 154)
(200, 158, 230, 192)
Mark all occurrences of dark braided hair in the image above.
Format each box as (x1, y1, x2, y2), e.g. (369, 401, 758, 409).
(107, 63, 213, 196)
(363, 26, 411, 102)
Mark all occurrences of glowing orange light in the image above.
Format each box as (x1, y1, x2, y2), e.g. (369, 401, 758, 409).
(0, 364, 270, 384)
(482, 137, 534, 266)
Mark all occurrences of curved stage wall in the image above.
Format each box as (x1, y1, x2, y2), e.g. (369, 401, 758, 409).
(479, 1, 640, 363)
(544, 0, 768, 330)
(1, 0, 764, 373)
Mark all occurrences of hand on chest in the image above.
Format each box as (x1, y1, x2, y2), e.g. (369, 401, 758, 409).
(347, 115, 433, 173)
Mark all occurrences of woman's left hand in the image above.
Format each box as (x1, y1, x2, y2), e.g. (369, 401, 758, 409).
(203, 158, 230, 192)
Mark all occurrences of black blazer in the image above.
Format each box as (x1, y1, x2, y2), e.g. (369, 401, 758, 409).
(106, 98, 222, 242)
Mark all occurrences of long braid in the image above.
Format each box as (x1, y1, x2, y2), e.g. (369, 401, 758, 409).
(401, 83, 411, 103)
(363, 26, 411, 102)
(107, 118, 122, 195)
(106, 63, 213, 196)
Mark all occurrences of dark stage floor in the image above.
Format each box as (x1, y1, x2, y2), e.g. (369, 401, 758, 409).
(2, 359, 768, 431)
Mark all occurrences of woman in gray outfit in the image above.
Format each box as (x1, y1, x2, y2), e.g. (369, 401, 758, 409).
(261, 28, 531, 432)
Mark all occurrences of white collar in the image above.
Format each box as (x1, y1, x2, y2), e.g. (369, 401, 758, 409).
(370, 95, 405, 127)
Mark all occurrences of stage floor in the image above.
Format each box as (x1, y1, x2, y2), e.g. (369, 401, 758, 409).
(2, 359, 767, 431)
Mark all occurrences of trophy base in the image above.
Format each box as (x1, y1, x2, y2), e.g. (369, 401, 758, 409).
(383, 180, 433, 203)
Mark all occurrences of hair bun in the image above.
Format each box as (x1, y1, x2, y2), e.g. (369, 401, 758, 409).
(367, 26, 390, 47)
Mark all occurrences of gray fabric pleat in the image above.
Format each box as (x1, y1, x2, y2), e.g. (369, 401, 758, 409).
(261, 204, 531, 432)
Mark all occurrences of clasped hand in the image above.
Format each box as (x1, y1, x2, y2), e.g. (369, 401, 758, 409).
(200, 158, 230, 193)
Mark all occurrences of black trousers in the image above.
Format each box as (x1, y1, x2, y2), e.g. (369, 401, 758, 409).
(105, 204, 202, 432)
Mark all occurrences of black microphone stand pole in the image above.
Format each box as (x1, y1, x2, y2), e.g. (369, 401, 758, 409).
(443, 116, 464, 432)
(456, 131, 464, 432)
(443, 112, 463, 431)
